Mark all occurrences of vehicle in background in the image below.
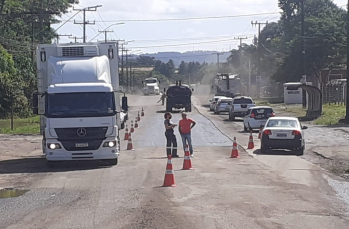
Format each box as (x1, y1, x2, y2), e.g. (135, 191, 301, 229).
(212, 73, 246, 98)
(166, 81, 193, 112)
(229, 96, 255, 120)
(260, 117, 307, 155)
(214, 98, 233, 114)
(209, 96, 227, 111)
(32, 42, 127, 167)
(142, 78, 160, 95)
(243, 106, 275, 132)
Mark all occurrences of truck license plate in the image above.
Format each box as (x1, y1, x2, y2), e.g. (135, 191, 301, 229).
(76, 143, 88, 147)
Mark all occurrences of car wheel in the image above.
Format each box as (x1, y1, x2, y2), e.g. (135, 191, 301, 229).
(296, 147, 304, 156)
(243, 124, 247, 132)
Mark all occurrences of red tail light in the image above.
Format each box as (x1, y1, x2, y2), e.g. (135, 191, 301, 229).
(251, 113, 255, 118)
(263, 129, 272, 135)
(292, 130, 301, 135)
(271, 112, 275, 117)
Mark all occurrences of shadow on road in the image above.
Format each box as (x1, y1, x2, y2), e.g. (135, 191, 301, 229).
(253, 149, 299, 156)
(223, 119, 243, 123)
(298, 116, 317, 122)
(0, 157, 108, 174)
(156, 110, 183, 114)
(143, 157, 168, 160)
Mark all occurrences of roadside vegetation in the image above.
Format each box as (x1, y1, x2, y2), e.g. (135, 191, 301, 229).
(0, 116, 40, 134)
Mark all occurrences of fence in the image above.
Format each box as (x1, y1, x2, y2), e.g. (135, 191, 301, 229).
(321, 80, 347, 105)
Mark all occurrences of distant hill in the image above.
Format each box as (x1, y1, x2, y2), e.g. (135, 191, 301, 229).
(143, 51, 231, 67)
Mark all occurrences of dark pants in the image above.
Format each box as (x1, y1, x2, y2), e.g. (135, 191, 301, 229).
(165, 132, 178, 156)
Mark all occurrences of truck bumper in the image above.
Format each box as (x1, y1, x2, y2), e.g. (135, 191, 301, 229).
(44, 139, 119, 161)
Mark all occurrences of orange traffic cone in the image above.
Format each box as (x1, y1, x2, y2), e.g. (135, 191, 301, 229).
(247, 131, 254, 149)
(141, 107, 144, 116)
(124, 125, 129, 140)
(127, 132, 133, 150)
(130, 121, 135, 133)
(137, 111, 141, 121)
(163, 155, 176, 187)
(182, 145, 193, 170)
(231, 137, 240, 158)
(135, 120, 139, 128)
(258, 126, 263, 139)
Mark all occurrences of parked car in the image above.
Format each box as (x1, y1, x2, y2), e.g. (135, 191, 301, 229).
(260, 117, 307, 155)
(209, 96, 226, 111)
(214, 98, 233, 114)
(243, 106, 275, 132)
(229, 96, 255, 120)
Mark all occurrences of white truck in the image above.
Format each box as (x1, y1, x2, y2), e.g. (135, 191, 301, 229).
(142, 78, 160, 95)
(32, 42, 128, 167)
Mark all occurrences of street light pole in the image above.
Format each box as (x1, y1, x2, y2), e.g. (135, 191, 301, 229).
(88, 22, 125, 42)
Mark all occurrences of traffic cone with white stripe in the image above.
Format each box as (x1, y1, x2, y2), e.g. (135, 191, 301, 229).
(182, 145, 193, 170)
(141, 107, 144, 116)
(163, 155, 176, 187)
(126, 132, 134, 150)
(247, 131, 254, 149)
(124, 125, 129, 140)
(130, 120, 135, 133)
(258, 125, 263, 139)
(231, 137, 240, 158)
(137, 111, 141, 121)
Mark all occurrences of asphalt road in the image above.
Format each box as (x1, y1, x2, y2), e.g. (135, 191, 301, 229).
(0, 92, 349, 229)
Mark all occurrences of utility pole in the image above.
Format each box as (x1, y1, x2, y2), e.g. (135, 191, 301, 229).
(213, 52, 224, 72)
(301, 0, 307, 108)
(124, 49, 131, 91)
(345, 0, 349, 123)
(234, 36, 248, 49)
(54, 34, 72, 44)
(69, 36, 84, 43)
(251, 20, 268, 98)
(74, 5, 102, 43)
(98, 30, 114, 42)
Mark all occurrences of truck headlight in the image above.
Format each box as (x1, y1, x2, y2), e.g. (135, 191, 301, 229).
(47, 143, 61, 150)
(103, 141, 117, 148)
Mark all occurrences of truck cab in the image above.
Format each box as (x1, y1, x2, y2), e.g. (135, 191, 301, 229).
(142, 78, 160, 95)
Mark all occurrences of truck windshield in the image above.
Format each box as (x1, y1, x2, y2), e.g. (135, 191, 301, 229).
(145, 79, 157, 84)
(47, 92, 116, 118)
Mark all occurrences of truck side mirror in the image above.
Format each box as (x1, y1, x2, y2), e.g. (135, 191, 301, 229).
(122, 96, 128, 111)
(32, 92, 39, 115)
(192, 88, 194, 92)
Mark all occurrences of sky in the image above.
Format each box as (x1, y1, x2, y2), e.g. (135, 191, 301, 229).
(52, 0, 347, 54)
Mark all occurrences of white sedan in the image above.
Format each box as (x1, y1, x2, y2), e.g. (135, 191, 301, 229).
(260, 117, 307, 155)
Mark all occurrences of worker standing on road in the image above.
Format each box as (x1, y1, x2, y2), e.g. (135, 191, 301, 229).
(178, 112, 196, 157)
(157, 91, 166, 105)
(164, 112, 179, 158)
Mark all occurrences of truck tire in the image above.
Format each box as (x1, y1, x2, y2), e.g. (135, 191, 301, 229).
(102, 158, 118, 166)
(166, 104, 172, 112)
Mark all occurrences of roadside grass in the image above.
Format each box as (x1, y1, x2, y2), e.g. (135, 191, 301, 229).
(0, 116, 40, 134)
(313, 104, 345, 125)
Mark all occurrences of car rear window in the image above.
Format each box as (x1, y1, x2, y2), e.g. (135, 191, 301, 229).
(266, 119, 298, 128)
(252, 108, 273, 115)
(233, 98, 253, 104)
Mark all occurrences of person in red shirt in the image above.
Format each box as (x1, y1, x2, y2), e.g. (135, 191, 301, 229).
(178, 112, 196, 157)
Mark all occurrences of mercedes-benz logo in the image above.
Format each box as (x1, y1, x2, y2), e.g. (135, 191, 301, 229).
(77, 128, 87, 137)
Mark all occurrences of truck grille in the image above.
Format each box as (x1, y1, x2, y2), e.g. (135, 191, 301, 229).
(55, 127, 108, 151)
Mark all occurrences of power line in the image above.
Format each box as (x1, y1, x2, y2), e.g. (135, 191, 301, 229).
(58, 11, 280, 23)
